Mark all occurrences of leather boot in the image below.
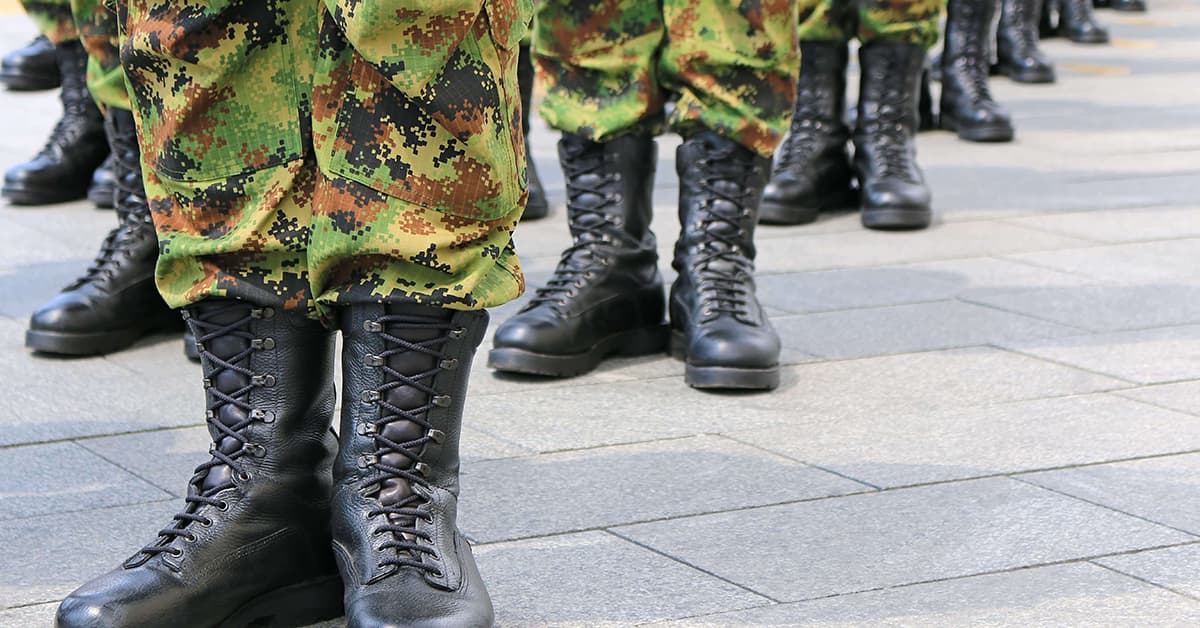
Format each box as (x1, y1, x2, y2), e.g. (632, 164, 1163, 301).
(0, 35, 61, 91)
(2, 40, 108, 205)
(760, 42, 855, 226)
(56, 300, 344, 627)
(1045, 0, 1111, 43)
(671, 132, 780, 391)
(854, 42, 932, 230)
(997, 0, 1057, 83)
(940, 0, 1016, 142)
(26, 109, 180, 356)
(88, 155, 116, 209)
(336, 304, 493, 627)
(519, 42, 549, 221)
(489, 133, 666, 377)
(918, 67, 937, 132)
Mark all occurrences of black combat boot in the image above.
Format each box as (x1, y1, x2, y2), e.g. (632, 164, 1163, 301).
(336, 304, 493, 627)
(671, 132, 780, 391)
(760, 42, 855, 225)
(940, 0, 1016, 142)
(918, 67, 937, 132)
(26, 109, 180, 356)
(519, 42, 549, 221)
(997, 0, 1057, 83)
(854, 43, 932, 230)
(489, 133, 665, 377)
(0, 35, 61, 91)
(56, 300, 344, 628)
(2, 40, 108, 205)
(1045, 0, 1111, 43)
(88, 155, 116, 208)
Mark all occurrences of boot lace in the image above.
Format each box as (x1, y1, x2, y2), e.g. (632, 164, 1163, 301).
(128, 305, 275, 566)
(691, 158, 758, 325)
(359, 314, 462, 576)
(776, 85, 834, 170)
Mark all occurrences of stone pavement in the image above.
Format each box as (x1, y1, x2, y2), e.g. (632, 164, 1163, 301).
(2, 2, 1200, 626)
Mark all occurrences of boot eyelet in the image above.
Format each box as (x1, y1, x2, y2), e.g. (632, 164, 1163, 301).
(251, 374, 276, 387)
(429, 569, 444, 578)
(361, 390, 381, 404)
(168, 548, 184, 557)
(235, 470, 251, 482)
(414, 462, 433, 477)
(251, 337, 276, 350)
(448, 327, 466, 339)
(356, 423, 378, 437)
(184, 533, 196, 542)
(358, 454, 378, 469)
(244, 443, 266, 457)
(250, 409, 276, 423)
(363, 320, 383, 332)
(432, 395, 452, 407)
(363, 354, 384, 367)
(199, 518, 213, 527)
(427, 429, 446, 444)
(438, 358, 458, 370)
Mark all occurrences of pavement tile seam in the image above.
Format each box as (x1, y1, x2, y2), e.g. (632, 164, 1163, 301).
(1089, 558, 1200, 602)
(0, 423, 198, 451)
(1114, 381, 1200, 417)
(717, 434, 885, 491)
(602, 529, 785, 605)
(984, 344, 1145, 387)
(1009, 475, 1200, 539)
(997, 253, 1146, 283)
(72, 437, 193, 498)
(955, 296, 1104, 334)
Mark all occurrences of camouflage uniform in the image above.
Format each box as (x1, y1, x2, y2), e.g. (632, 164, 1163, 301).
(118, 0, 531, 322)
(70, 0, 128, 110)
(797, 0, 943, 48)
(20, 0, 76, 44)
(533, 0, 800, 158)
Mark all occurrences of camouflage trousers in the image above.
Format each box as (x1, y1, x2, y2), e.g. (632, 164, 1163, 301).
(797, 0, 943, 48)
(533, 0, 800, 158)
(20, 0, 128, 109)
(120, 0, 530, 321)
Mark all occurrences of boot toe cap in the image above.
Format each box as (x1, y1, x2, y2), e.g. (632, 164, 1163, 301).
(30, 292, 100, 333)
(56, 594, 118, 628)
(686, 324, 780, 370)
(862, 182, 931, 211)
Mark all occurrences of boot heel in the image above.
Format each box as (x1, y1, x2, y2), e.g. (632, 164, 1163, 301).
(219, 575, 344, 628)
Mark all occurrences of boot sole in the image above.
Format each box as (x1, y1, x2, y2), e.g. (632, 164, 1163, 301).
(217, 574, 344, 628)
(0, 70, 60, 92)
(26, 317, 182, 356)
(2, 181, 89, 206)
(669, 331, 780, 391)
(759, 188, 857, 226)
(999, 66, 1056, 84)
(940, 114, 1015, 143)
(488, 324, 667, 377)
(861, 207, 932, 231)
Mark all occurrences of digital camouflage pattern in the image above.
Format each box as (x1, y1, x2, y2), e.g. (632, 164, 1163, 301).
(119, 0, 530, 321)
(796, 0, 943, 48)
(533, 0, 799, 158)
(70, 0, 128, 109)
(20, 0, 76, 44)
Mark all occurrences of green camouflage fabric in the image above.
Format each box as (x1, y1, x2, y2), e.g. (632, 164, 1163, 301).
(70, 0, 128, 110)
(119, 0, 530, 321)
(20, 0, 77, 44)
(796, 0, 943, 48)
(534, 0, 800, 158)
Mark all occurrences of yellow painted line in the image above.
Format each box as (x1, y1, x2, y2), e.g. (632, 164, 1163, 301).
(1116, 17, 1174, 26)
(1112, 38, 1158, 49)
(1061, 63, 1133, 76)
(0, 0, 22, 16)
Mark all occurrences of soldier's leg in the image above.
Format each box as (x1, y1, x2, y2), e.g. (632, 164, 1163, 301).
(490, 0, 669, 378)
(1, 0, 73, 89)
(56, 2, 345, 626)
(762, 0, 857, 225)
(939, 0, 1015, 142)
(852, 0, 941, 229)
(308, 3, 528, 624)
(25, 0, 178, 356)
(654, 0, 796, 390)
(519, 33, 550, 220)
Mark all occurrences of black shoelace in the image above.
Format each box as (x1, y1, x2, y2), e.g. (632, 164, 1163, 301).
(130, 306, 273, 565)
(691, 158, 757, 325)
(360, 314, 462, 576)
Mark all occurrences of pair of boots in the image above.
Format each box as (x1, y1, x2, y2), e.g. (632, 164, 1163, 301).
(761, 42, 932, 230)
(25, 107, 180, 356)
(937, 0, 1017, 143)
(490, 132, 781, 391)
(2, 39, 113, 206)
(996, 0, 1058, 83)
(1042, 0, 1111, 43)
(58, 300, 494, 627)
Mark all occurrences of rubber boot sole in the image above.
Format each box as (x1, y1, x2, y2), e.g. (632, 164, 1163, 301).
(759, 187, 857, 226)
(861, 206, 932, 231)
(995, 63, 1056, 84)
(2, 180, 89, 206)
(669, 331, 780, 391)
(217, 575, 344, 628)
(0, 69, 60, 91)
(489, 324, 667, 377)
(940, 112, 1015, 143)
(26, 315, 183, 356)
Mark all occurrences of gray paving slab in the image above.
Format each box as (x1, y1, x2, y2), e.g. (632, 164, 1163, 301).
(1097, 544, 1200, 600)
(474, 532, 769, 627)
(459, 435, 867, 543)
(466, 347, 1124, 454)
(1022, 453, 1200, 536)
(963, 280, 1200, 332)
(0, 441, 169, 520)
(0, 602, 57, 628)
(614, 477, 1195, 602)
(1007, 238, 1200, 284)
(772, 300, 1083, 360)
(1008, 206, 1200, 244)
(729, 394, 1200, 489)
(1120, 379, 1200, 416)
(0, 500, 177, 608)
(1001, 324, 1200, 384)
(654, 562, 1200, 627)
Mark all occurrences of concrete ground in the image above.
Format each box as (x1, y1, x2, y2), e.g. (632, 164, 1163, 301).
(2, 2, 1200, 626)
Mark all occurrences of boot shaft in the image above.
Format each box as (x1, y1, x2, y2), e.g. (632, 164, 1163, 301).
(559, 132, 658, 246)
(856, 42, 926, 136)
(795, 41, 850, 132)
(944, 0, 998, 62)
(105, 108, 151, 224)
(999, 0, 1048, 55)
(674, 132, 769, 268)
